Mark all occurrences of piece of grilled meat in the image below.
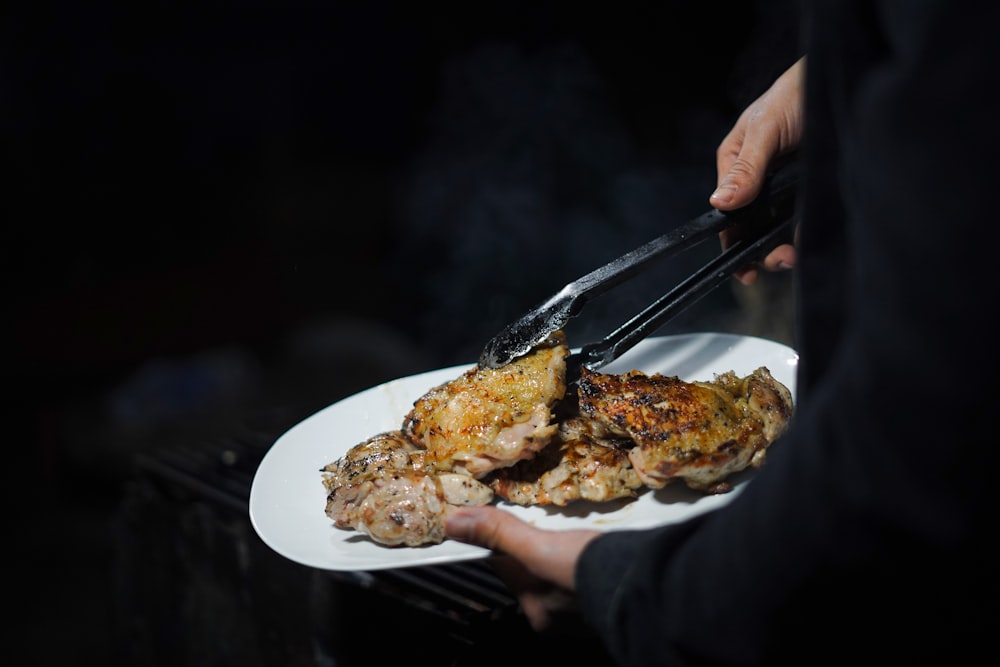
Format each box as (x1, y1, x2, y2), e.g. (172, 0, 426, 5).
(577, 366, 793, 493)
(487, 416, 642, 506)
(402, 331, 570, 478)
(322, 330, 793, 547)
(322, 431, 493, 547)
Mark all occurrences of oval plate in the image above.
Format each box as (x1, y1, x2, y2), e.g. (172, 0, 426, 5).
(249, 332, 798, 571)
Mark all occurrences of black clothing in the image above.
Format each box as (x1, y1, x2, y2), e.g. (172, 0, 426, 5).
(576, 2, 1000, 664)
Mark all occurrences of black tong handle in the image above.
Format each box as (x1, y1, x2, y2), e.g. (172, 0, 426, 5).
(566, 210, 797, 379)
(479, 159, 800, 371)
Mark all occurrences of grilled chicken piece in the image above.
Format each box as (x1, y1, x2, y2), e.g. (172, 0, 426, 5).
(402, 331, 570, 478)
(322, 430, 421, 491)
(322, 328, 791, 546)
(488, 416, 642, 506)
(578, 366, 793, 493)
(322, 431, 493, 547)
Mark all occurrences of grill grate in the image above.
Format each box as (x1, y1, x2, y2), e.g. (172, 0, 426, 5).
(131, 406, 519, 630)
(119, 404, 614, 666)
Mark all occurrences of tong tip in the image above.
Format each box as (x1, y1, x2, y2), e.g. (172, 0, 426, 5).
(479, 327, 567, 369)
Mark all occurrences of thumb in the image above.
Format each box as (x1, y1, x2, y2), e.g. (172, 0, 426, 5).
(711, 154, 770, 210)
(446, 506, 599, 589)
(445, 505, 538, 554)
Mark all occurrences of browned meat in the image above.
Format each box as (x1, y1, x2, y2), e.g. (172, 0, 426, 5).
(322, 431, 493, 547)
(487, 416, 642, 506)
(577, 366, 793, 493)
(401, 331, 570, 478)
(321, 329, 794, 547)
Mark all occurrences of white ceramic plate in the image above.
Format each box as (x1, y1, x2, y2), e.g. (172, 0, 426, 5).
(249, 332, 798, 571)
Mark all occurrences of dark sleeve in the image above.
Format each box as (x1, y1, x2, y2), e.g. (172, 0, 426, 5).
(575, 2, 1000, 665)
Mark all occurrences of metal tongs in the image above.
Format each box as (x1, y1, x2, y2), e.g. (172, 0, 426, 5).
(478, 158, 800, 381)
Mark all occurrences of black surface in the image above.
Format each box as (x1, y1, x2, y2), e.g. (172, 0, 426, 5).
(6, 2, 800, 664)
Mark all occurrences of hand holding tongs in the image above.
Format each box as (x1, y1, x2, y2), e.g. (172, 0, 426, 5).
(478, 158, 800, 381)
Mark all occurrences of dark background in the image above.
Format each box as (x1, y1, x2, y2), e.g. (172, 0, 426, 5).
(5, 2, 799, 664)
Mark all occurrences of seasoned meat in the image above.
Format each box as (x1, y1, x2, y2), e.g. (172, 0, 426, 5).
(488, 416, 642, 506)
(401, 331, 569, 478)
(320, 329, 794, 547)
(322, 431, 421, 496)
(578, 366, 793, 493)
(322, 431, 493, 547)
(321, 332, 568, 547)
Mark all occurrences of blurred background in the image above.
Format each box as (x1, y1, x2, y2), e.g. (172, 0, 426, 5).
(5, 1, 800, 664)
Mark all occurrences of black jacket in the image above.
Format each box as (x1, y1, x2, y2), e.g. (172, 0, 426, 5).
(576, 2, 1000, 664)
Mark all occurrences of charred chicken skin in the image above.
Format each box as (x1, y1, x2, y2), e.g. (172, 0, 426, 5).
(577, 366, 793, 493)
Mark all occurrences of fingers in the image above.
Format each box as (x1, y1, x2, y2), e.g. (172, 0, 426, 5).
(711, 104, 781, 211)
(445, 506, 598, 590)
(761, 243, 796, 273)
(446, 505, 529, 551)
(711, 57, 805, 212)
(713, 58, 805, 284)
(518, 587, 580, 633)
(487, 555, 578, 631)
(729, 243, 797, 286)
(732, 265, 761, 287)
(711, 136, 773, 211)
(447, 507, 599, 633)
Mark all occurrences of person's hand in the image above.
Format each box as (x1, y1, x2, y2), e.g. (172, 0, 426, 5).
(445, 505, 600, 631)
(711, 57, 805, 285)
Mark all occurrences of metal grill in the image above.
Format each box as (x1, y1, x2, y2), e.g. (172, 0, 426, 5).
(120, 404, 525, 665)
